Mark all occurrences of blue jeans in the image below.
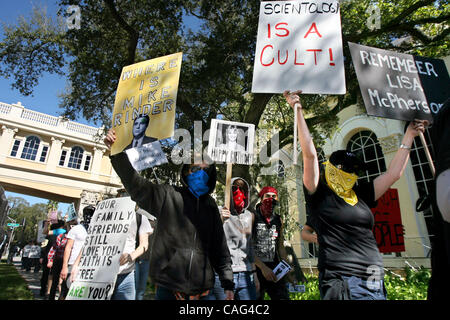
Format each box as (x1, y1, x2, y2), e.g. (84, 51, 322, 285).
(342, 276, 386, 300)
(208, 272, 257, 300)
(155, 285, 215, 300)
(111, 271, 136, 300)
(135, 259, 150, 300)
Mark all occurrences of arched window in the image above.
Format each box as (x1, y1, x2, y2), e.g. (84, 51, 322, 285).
(68, 146, 84, 169)
(21, 136, 40, 161)
(347, 130, 387, 183)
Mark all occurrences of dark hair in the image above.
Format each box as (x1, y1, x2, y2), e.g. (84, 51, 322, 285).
(134, 114, 150, 126)
(329, 150, 366, 174)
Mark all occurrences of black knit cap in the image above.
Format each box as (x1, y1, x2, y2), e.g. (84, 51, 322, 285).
(329, 150, 366, 174)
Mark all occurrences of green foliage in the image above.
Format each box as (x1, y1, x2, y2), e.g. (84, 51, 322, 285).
(384, 267, 431, 300)
(5, 196, 48, 246)
(273, 267, 431, 300)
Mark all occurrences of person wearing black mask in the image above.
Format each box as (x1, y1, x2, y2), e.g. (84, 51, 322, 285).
(104, 129, 234, 300)
(284, 89, 427, 300)
(253, 186, 294, 300)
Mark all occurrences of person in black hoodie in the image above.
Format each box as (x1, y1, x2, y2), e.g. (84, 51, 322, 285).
(104, 129, 234, 300)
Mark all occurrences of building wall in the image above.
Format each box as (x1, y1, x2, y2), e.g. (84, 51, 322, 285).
(0, 102, 123, 217)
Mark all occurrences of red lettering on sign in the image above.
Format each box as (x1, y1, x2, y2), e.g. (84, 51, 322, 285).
(304, 22, 322, 39)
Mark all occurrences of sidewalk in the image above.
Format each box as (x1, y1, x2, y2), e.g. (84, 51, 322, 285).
(11, 256, 45, 300)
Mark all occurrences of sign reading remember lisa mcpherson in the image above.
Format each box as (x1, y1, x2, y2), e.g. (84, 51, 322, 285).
(251, 1, 346, 94)
(66, 197, 135, 300)
(349, 42, 450, 123)
(111, 53, 183, 155)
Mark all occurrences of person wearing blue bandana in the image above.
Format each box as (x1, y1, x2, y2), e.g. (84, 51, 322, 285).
(104, 129, 234, 300)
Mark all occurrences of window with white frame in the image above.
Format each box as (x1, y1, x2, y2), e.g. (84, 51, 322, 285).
(10, 135, 49, 163)
(21, 136, 40, 160)
(59, 146, 92, 171)
(347, 130, 387, 183)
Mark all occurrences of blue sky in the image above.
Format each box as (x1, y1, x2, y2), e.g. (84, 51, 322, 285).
(0, 1, 202, 213)
(0, 1, 73, 213)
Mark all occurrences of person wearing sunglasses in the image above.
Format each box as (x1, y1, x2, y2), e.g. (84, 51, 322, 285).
(104, 129, 234, 300)
(207, 177, 259, 300)
(284, 90, 427, 300)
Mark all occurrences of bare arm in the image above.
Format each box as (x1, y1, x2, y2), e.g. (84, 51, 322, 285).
(301, 225, 318, 244)
(60, 238, 74, 280)
(283, 90, 319, 194)
(373, 120, 427, 200)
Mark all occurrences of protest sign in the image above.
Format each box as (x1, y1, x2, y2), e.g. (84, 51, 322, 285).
(36, 220, 46, 243)
(207, 119, 255, 165)
(349, 42, 450, 123)
(66, 197, 135, 300)
(371, 189, 405, 253)
(125, 140, 168, 172)
(111, 52, 183, 155)
(251, 0, 346, 94)
(66, 203, 77, 222)
(273, 260, 292, 282)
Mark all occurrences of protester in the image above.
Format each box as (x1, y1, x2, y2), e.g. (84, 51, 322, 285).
(21, 241, 32, 271)
(208, 177, 259, 300)
(284, 89, 427, 300)
(428, 98, 450, 300)
(59, 206, 95, 300)
(110, 208, 152, 300)
(253, 186, 295, 300)
(39, 220, 65, 298)
(104, 129, 234, 300)
(47, 224, 68, 300)
(134, 207, 156, 300)
(29, 241, 42, 273)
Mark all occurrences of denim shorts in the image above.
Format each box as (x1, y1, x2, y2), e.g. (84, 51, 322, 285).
(342, 276, 387, 300)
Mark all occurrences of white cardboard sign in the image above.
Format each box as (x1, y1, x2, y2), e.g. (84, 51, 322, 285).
(66, 197, 135, 300)
(251, 0, 346, 94)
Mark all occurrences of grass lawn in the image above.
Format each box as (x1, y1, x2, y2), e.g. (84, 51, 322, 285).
(0, 261, 34, 300)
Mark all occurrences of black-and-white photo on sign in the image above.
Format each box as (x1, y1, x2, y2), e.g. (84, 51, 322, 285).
(349, 42, 450, 123)
(207, 119, 255, 165)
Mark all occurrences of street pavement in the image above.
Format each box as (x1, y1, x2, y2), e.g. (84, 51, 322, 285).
(11, 256, 46, 300)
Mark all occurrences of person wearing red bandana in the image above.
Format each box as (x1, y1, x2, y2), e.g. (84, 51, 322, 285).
(253, 186, 294, 300)
(208, 177, 259, 300)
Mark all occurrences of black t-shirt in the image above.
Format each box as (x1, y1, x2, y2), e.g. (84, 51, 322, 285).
(304, 179, 384, 280)
(253, 206, 282, 268)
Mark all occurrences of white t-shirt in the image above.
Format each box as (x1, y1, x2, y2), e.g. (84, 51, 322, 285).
(66, 224, 88, 266)
(29, 245, 41, 259)
(22, 245, 31, 257)
(118, 213, 152, 275)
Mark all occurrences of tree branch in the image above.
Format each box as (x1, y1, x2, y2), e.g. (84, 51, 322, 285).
(104, 0, 139, 65)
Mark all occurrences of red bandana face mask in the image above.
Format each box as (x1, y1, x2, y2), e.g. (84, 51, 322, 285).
(233, 187, 246, 213)
(261, 198, 278, 220)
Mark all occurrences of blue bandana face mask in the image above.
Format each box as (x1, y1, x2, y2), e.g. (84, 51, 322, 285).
(186, 170, 210, 198)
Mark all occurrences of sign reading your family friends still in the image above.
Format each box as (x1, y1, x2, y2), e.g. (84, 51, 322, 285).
(252, 0, 346, 94)
(66, 197, 135, 300)
(349, 42, 450, 123)
(111, 53, 183, 156)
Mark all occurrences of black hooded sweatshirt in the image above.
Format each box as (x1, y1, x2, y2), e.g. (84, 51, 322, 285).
(110, 152, 234, 295)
